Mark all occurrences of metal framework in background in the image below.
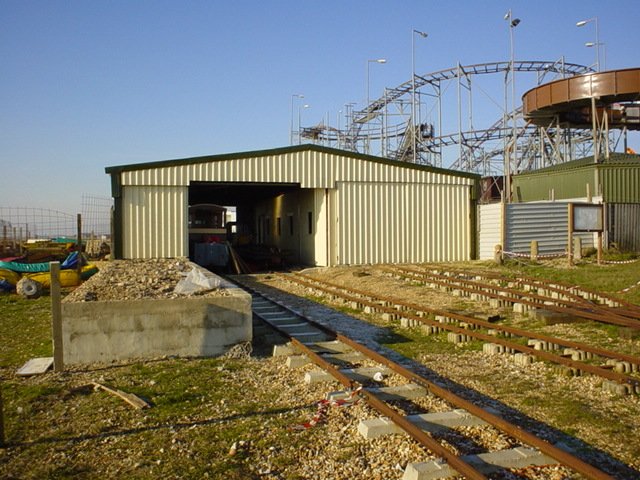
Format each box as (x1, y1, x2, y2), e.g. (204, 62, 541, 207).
(0, 196, 112, 246)
(298, 59, 614, 194)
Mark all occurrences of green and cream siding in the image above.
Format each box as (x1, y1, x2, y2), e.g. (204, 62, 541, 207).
(106, 145, 479, 266)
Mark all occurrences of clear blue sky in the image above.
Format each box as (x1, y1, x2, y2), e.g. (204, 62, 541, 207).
(1, 0, 639, 213)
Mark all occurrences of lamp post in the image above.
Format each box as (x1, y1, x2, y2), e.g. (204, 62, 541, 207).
(290, 94, 304, 145)
(297, 104, 309, 145)
(412, 29, 428, 163)
(504, 10, 520, 203)
(585, 41, 606, 71)
(366, 58, 386, 111)
(366, 58, 386, 154)
(577, 17, 600, 71)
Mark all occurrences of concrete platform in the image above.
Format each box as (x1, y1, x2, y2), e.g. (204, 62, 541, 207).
(61, 267, 252, 365)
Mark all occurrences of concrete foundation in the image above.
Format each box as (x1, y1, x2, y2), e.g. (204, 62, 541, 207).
(61, 271, 252, 365)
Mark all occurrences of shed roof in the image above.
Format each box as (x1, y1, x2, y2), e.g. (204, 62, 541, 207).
(105, 143, 479, 180)
(515, 152, 640, 176)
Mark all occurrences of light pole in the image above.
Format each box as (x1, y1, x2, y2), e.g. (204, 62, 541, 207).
(366, 58, 386, 111)
(577, 17, 600, 71)
(412, 29, 428, 163)
(297, 104, 309, 145)
(585, 41, 606, 71)
(366, 58, 386, 154)
(290, 94, 304, 145)
(504, 10, 520, 203)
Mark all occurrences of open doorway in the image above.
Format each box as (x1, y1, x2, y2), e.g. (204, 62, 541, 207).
(188, 181, 315, 272)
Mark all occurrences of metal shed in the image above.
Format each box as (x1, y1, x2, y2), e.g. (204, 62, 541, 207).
(105, 144, 479, 267)
(509, 153, 640, 252)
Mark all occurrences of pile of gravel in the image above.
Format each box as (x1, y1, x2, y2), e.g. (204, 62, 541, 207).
(65, 258, 226, 302)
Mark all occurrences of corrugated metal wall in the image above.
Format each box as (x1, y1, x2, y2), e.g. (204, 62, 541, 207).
(119, 150, 473, 189)
(478, 203, 502, 259)
(122, 186, 187, 258)
(335, 182, 470, 264)
(505, 202, 594, 254)
(602, 167, 640, 203)
(116, 149, 476, 262)
(608, 203, 640, 251)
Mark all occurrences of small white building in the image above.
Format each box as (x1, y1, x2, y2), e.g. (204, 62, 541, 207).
(105, 144, 479, 266)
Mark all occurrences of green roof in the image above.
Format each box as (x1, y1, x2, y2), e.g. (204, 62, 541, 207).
(516, 152, 640, 176)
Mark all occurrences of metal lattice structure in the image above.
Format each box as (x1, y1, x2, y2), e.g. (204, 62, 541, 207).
(298, 59, 617, 190)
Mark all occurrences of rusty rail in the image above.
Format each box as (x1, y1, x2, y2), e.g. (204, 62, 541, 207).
(233, 275, 616, 480)
(285, 272, 640, 389)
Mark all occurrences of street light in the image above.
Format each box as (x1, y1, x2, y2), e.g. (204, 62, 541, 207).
(504, 9, 521, 203)
(585, 41, 606, 71)
(290, 94, 304, 145)
(577, 17, 600, 71)
(366, 58, 386, 111)
(412, 29, 428, 163)
(297, 104, 310, 145)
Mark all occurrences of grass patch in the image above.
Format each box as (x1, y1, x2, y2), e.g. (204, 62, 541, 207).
(0, 293, 52, 367)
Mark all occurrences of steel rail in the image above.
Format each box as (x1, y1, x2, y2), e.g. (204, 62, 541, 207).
(236, 279, 490, 479)
(285, 273, 639, 388)
(420, 265, 640, 318)
(233, 275, 615, 480)
(336, 335, 615, 480)
(389, 265, 640, 329)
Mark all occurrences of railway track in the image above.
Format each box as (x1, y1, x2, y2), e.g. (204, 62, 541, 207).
(381, 265, 640, 329)
(277, 271, 640, 395)
(229, 275, 619, 480)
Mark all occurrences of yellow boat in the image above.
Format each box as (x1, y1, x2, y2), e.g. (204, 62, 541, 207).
(0, 268, 20, 287)
(25, 265, 98, 288)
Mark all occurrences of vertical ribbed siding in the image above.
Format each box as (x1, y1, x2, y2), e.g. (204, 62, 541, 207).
(608, 203, 640, 251)
(122, 186, 187, 259)
(336, 182, 470, 264)
(602, 167, 640, 203)
(120, 150, 475, 191)
(478, 203, 502, 259)
(116, 149, 476, 262)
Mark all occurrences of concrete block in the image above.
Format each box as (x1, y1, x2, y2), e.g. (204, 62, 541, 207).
(483, 343, 502, 355)
(286, 355, 309, 368)
(447, 333, 469, 344)
(402, 447, 554, 480)
(340, 366, 391, 383)
(61, 270, 252, 365)
(513, 303, 528, 314)
(382, 312, 398, 321)
(358, 409, 485, 439)
(305, 370, 335, 384)
(367, 383, 427, 401)
(489, 298, 505, 308)
(513, 352, 534, 366)
(272, 344, 295, 357)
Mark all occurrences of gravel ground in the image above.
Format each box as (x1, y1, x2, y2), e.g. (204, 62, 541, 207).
(4, 260, 639, 479)
(246, 265, 640, 478)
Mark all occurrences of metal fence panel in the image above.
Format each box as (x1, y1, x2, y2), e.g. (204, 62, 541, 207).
(506, 202, 594, 255)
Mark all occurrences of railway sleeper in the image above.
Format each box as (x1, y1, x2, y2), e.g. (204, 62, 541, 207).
(447, 332, 472, 344)
(328, 383, 428, 402)
(358, 408, 487, 439)
(527, 340, 561, 352)
(605, 359, 639, 374)
(602, 379, 638, 396)
(304, 366, 392, 384)
(403, 447, 555, 480)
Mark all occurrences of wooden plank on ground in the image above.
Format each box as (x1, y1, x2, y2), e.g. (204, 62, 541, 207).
(16, 357, 54, 376)
(91, 381, 150, 409)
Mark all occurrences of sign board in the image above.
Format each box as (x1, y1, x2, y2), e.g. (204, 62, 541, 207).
(572, 204, 604, 232)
